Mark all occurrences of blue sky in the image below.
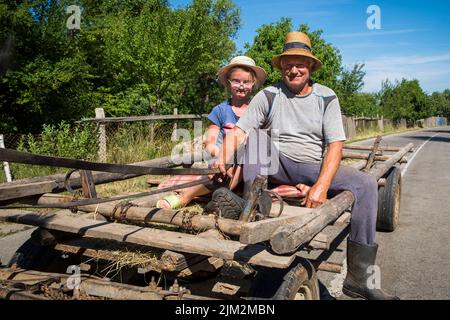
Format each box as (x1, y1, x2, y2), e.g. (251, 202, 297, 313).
(170, 0, 450, 93)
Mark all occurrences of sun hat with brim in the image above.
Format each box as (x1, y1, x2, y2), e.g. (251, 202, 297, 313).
(272, 31, 322, 72)
(217, 55, 267, 88)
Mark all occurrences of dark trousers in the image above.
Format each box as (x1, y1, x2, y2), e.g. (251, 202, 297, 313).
(242, 129, 378, 245)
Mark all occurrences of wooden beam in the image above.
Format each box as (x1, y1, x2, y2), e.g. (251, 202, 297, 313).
(0, 210, 294, 269)
(0, 152, 202, 202)
(344, 145, 411, 152)
(239, 206, 316, 244)
(363, 135, 383, 172)
(37, 194, 244, 237)
(369, 143, 414, 180)
(80, 114, 209, 123)
(270, 191, 355, 254)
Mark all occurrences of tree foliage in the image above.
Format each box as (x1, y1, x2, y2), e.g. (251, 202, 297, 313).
(0, 0, 239, 132)
(244, 19, 342, 89)
(380, 79, 431, 121)
(0, 3, 447, 134)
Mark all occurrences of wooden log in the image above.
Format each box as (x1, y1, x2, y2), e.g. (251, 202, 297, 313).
(0, 180, 58, 201)
(0, 209, 295, 268)
(0, 152, 202, 202)
(239, 206, 316, 244)
(342, 151, 388, 161)
(270, 191, 355, 254)
(36, 193, 243, 236)
(344, 145, 412, 152)
(369, 143, 414, 180)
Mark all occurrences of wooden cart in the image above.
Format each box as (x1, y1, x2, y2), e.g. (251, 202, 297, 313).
(0, 137, 413, 300)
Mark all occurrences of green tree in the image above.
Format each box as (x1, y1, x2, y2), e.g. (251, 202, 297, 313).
(244, 19, 342, 89)
(380, 79, 430, 121)
(0, 0, 241, 132)
(336, 64, 368, 115)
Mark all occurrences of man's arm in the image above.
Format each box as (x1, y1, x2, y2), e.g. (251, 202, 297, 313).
(305, 141, 343, 208)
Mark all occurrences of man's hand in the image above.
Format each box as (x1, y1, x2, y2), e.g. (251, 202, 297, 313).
(304, 182, 328, 208)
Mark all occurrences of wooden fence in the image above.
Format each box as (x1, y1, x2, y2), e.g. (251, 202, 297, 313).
(80, 108, 448, 161)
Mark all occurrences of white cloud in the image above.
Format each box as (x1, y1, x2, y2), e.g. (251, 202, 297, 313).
(347, 54, 450, 93)
(328, 28, 429, 38)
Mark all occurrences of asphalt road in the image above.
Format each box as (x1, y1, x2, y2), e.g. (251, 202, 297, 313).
(320, 126, 450, 300)
(1, 127, 449, 299)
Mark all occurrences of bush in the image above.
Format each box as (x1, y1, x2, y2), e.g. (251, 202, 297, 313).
(17, 121, 98, 160)
(4, 122, 98, 181)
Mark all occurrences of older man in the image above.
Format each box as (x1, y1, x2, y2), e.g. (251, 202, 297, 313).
(214, 32, 399, 300)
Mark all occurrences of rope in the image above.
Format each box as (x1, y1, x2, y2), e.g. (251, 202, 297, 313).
(112, 201, 137, 221)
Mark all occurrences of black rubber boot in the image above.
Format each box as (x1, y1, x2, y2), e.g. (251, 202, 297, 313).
(343, 239, 400, 300)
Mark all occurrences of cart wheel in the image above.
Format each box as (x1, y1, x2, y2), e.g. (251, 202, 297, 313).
(377, 165, 402, 232)
(248, 258, 320, 300)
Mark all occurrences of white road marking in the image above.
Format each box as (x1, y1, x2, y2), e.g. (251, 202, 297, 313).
(401, 132, 440, 176)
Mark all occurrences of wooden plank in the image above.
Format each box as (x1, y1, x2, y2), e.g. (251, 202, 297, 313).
(0, 209, 294, 268)
(308, 233, 329, 250)
(343, 145, 407, 152)
(270, 191, 354, 254)
(239, 206, 315, 244)
(81, 114, 209, 123)
(333, 211, 351, 226)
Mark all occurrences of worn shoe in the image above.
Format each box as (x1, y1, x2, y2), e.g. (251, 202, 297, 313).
(206, 188, 245, 220)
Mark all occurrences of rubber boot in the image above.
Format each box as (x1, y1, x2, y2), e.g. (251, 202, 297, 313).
(343, 239, 400, 300)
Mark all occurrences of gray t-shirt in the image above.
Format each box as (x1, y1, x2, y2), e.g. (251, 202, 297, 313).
(236, 81, 346, 163)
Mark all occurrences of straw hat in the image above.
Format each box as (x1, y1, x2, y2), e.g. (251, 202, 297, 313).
(272, 32, 322, 72)
(217, 56, 267, 88)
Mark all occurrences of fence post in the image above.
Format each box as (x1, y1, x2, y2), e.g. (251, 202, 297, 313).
(378, 115, 384, 132)
(172, 108, 178, 141)
(95, 108, 107, 163)
(149, 111, 155, 144)
(0, 134, 12, 182)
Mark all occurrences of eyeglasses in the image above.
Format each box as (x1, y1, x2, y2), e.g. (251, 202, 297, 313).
(228, 79, 255, 89)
